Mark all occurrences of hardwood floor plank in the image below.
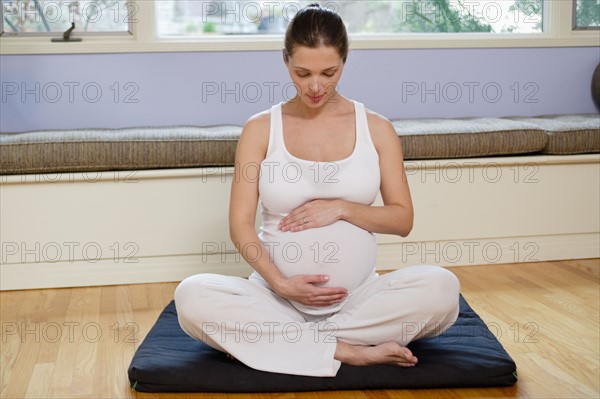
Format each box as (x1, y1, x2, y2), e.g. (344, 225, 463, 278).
(1, 289, 47, 399)
(45, 288, 88, 398)
(92, 285, 137, 399)
(514, 351, 598, 398)
(0, 289, 25, 397)
(24, 362, 54, 398)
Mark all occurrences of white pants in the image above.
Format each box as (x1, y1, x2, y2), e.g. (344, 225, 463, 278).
(174, 265, 460, 377)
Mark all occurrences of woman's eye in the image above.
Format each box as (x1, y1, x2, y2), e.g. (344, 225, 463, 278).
(296, 72, 335, 78)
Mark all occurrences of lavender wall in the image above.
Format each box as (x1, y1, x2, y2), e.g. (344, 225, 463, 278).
(1, 47, 598, 132)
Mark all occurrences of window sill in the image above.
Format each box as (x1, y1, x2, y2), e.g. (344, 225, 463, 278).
(1, 31, 599, 55)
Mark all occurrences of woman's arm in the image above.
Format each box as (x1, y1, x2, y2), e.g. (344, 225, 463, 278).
(340, 111, 414, 236)
(278, 112, 414, 237)
(229, 112, 348, 306)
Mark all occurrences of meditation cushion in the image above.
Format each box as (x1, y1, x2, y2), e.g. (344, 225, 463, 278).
(128, 295, 517, 393)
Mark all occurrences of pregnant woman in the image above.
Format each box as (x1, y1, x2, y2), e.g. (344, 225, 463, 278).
(175, 3, 460, 377)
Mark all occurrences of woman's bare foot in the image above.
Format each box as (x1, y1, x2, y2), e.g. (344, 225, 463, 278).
(334, 341, 418, 367)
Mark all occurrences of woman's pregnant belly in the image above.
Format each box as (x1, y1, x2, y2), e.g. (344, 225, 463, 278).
(258, 220, 377, 294)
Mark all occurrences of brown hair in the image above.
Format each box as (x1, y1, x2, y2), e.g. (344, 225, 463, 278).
(284, 3, 349, 63)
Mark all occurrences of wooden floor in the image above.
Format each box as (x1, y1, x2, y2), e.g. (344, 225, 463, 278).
(1, 259, 598, 399)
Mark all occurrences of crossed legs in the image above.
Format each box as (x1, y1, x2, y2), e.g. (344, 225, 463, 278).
(174, 265, 460, 377)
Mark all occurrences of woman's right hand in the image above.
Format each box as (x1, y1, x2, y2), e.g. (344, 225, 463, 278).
(273, 275, 348, 307)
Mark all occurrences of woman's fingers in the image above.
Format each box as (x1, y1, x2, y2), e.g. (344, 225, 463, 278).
(278, 209, 309, 231)
(311, 294, 348, 306)
(277, 274, 348, 307)
(279, 199, 342, 232)
(305, 281, 348, 305)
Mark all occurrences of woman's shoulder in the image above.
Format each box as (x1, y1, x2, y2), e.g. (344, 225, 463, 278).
(363, 106, 393, 129)
(360, 106, 405, 159)
(244, 106, 271, 129)
(362, 105, 398, 147)
(237, 107, 272, 156)
(241, 107, 272, 138)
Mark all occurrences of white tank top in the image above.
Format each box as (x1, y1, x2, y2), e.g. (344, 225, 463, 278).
(249, 100, 381, 315)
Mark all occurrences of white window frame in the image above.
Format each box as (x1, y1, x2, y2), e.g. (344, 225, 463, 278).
(0, 1, 598, 55)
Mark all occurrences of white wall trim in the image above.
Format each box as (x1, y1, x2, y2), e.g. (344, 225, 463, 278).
(2, 33, 599, 55)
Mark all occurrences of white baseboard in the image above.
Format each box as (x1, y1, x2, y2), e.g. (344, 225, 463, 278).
(0, 253, 251, 291)
(376, 233, 600, 269)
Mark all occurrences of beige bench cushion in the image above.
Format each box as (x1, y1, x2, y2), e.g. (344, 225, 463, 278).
(4, 115, 592, 175)
(391, 118, 547, 160)
(507, 114, 600, 155)
(0, 126, 242, 175)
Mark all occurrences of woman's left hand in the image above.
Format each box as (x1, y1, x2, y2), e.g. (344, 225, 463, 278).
(279, 199, 345, 232)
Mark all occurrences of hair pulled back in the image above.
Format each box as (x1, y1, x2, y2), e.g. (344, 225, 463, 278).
(284, 3, 349, 63)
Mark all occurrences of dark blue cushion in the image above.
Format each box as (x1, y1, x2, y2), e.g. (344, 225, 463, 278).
(128, 295, 517, 392)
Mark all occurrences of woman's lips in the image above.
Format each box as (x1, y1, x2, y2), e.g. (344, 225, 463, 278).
(307, 94, 325, 103)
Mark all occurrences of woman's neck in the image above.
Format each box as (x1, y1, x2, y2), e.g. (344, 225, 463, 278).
(288, 92, 346, 120)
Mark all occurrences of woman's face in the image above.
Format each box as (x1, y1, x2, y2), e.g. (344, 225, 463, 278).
(285, 45, 345, 108)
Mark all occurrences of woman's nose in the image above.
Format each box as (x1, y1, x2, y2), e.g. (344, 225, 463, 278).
(308, 80, 321, 93)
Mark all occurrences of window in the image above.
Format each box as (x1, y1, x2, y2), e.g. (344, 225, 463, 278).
(1, 0, 134, 35)
(156, 0, 544, 37)
(0, 0, 597, 54)
(573, 0, 600, 29)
